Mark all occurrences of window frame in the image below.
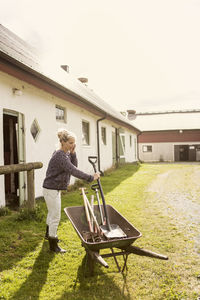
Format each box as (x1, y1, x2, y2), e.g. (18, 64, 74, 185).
(30, 118, 41, 142)
(142, 145, 152, 152)
(55, 105, 66, 123)
(101, 126, 107, 145)
(130, 135, 132, 147)
(82, 120, 90, 146)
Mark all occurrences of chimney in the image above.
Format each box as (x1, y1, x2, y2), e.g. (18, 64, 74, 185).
(61, 65, 69, 72)
(127, 109, 136, 120)
(78, 77, 88, 84)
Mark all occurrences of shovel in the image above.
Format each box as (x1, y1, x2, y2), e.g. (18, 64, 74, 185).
(88, 156, 126, 239)
(91, 183, 105, 225)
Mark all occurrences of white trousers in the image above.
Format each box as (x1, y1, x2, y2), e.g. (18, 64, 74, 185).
(43, 188, 61, 238)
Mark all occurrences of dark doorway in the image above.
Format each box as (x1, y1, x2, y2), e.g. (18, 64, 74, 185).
(179, 145, 189, 161)
(3, 113, 19, 208)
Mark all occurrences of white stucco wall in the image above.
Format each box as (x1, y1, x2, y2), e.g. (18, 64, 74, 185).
(139, 143, 174, 162)
(125, 131, 137, 162)
(0, 70, 138, 206)
(139, 142, 200, 162)
(0, 72, 95, 202)
(0, 106, 5, 207)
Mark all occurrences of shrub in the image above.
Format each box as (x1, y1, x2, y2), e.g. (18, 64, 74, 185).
(16, 204, 45, 222)
(0, 206, 11, 217)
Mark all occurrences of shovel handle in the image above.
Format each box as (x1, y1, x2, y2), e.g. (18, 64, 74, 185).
(88, 156, 98, 172)
(88, 156, 111, 232)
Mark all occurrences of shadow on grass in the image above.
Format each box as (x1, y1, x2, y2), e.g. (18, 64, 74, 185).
(0, 208, 46, 272)
(57, 254, 132, 300)
(10, 241, 54, 300)
(0, 163, 140, 281)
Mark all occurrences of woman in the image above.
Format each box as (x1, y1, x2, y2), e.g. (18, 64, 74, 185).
(43, 129, 99, 253)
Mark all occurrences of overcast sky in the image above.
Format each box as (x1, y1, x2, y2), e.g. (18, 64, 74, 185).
(1, 0, 200, 112)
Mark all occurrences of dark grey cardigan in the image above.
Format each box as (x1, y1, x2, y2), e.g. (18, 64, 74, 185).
(43, 150, 93, 190)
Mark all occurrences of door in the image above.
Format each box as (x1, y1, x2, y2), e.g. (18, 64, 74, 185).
(3, 113, 18, 207)
(196, 146, 200, 161)
(118, 130, 125, 163)
(179, 145, 189, 161)
(17, 112, 26, 205)
(188, 145, 196, 161)
(3, 110, 26, 207)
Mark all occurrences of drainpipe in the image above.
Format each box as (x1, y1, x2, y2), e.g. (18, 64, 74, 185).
(115, 127, 119, 167)
(97, 115, 106, 174)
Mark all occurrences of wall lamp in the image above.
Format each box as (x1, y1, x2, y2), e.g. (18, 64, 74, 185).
(12, 88, 23, 96)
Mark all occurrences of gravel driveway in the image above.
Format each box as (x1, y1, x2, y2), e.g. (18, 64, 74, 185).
(147, 163, 200, 255)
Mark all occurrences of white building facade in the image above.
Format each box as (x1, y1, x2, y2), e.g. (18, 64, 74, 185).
(0, 25, 139, 207)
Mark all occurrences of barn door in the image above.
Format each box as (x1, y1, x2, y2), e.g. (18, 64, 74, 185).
(17, 112, 26, 205)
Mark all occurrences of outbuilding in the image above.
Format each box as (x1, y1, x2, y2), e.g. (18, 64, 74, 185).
(127, 110, 200, 162)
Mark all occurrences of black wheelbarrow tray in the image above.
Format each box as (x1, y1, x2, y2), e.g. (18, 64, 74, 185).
(64, 204, 168, 274)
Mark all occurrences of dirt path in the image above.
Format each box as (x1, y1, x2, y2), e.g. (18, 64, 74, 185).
(147, 164, 200, 255)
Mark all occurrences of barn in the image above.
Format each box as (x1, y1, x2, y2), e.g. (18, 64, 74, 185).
(127, 110, 200, 162)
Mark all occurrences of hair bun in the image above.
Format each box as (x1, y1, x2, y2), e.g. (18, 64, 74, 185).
(57, 128, 76, 143)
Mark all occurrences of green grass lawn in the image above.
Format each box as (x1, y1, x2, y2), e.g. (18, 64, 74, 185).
(0, 163, 200, 300)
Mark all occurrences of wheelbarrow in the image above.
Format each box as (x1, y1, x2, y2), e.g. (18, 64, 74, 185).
(64, 204, 168, 275)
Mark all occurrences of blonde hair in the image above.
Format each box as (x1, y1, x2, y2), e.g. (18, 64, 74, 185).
(57, 129, 76, 143)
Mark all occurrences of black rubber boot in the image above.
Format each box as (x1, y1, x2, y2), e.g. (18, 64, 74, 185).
(48, 237, 66, 253)
(45, 225, 49, 240)
(45, 226, 60, 242)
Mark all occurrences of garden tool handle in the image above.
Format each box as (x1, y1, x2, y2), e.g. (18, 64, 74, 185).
(88, 156, 111, 231)
(91, 183, 99, 191)
(88, 156, 98, 172)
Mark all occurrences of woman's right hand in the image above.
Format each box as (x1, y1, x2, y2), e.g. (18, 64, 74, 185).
(93, 173, 100, 181)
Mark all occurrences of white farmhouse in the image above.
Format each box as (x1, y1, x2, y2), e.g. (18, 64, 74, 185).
(0, 25, 140, 208)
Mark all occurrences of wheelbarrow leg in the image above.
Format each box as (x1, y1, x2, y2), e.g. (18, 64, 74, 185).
(85, 250, 109, 276)
(121, 252, 129, 273)
(110, 248, 121, 272)
(123, 245, 168, 260)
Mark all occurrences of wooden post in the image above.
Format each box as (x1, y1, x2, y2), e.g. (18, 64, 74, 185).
(0, 162, 43, 174)
(27, 169, 35, 210)
(0, 162, 43, 210)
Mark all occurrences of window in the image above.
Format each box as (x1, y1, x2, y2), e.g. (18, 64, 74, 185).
(130, 135, 132, 147)
(143, 145, 152, 152)
(101, 127, 106, 145)
(82, 121, 90, 145)
(56, 105, 66, 122)
(30, 119, 41, 141)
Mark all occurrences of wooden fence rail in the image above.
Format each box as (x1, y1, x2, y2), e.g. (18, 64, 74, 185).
(0, 162, 43, 210)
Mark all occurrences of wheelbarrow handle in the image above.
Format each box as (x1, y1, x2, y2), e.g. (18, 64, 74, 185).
(88, 156, 98, 172)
